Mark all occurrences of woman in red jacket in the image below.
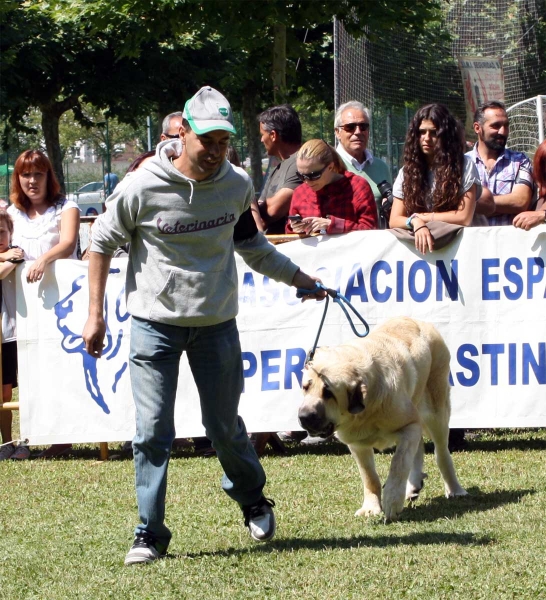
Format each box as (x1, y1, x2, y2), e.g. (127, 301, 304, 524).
(286, 139, 378, 235)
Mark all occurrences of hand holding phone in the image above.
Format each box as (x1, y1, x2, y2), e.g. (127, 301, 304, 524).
(288, 215, 302, 223)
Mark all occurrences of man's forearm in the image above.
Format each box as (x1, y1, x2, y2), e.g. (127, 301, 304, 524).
(258, 188, 294, 224)
(88, 251, 113, 317)
(475, 187, 496, 216)
(493, 186, 533, 214)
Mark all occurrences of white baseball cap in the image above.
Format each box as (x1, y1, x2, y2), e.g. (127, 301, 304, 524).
(183, 86, 236, 135)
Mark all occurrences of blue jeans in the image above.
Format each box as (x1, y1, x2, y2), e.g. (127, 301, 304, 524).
(129, 316, 266, 550)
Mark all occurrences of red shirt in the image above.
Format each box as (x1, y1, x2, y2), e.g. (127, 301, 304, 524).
(286, 171, 378, 234)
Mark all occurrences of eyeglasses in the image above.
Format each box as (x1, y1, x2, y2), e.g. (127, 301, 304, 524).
(163, 133, 179, 139)
(337, 122, 370, 134)
(296, 165, 329, 181)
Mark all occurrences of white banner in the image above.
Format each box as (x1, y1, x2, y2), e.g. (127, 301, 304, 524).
(16, 226, 546, 444)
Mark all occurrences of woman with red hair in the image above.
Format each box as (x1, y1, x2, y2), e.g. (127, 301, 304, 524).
(513, 140, 546, 230)
(3, 150, 80, 459)
(6, 150, 80, 283)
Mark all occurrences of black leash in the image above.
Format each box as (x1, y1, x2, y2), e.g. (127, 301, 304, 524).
(296, 282, 370, 362)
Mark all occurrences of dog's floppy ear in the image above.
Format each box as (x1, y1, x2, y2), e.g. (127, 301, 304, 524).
(347, 381, 366, 414)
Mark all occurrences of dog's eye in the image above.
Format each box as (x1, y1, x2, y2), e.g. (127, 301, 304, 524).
(302, 381, 310, 392)
(323, 386, 334, 400)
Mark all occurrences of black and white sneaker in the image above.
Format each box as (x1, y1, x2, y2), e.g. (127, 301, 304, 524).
(124, 532, 166, 565)
(242, 496, 276, 542)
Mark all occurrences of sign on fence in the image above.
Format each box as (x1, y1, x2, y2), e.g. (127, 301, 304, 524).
(16, 226, 546, 444)
(459, 56, 505, 131)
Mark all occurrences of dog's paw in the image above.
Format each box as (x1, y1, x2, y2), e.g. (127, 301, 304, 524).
(406, 472, 428, 501)
(406, 488, 421, 502)
(382, 491, 405, 522)
(355, 500, 382, 517)
(382, 504, 403, 523)
(445, 486, 468, 498)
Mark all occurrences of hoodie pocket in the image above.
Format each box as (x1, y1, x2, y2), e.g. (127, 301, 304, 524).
(149, 269, 237, 322)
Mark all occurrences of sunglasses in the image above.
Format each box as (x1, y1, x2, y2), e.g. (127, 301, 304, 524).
(296, 165, 329, 181)
(337, 122, 370, 133)
(163, 133, 179, 139)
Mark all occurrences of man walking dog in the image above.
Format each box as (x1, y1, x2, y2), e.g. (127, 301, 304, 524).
(83, 86, 324, 565)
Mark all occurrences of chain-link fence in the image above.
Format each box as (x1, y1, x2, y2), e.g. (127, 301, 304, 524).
(334, 0, 545, 174)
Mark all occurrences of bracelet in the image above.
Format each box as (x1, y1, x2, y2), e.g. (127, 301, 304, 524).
(405, 213, 418, 230)
(413, 225, 428, 234)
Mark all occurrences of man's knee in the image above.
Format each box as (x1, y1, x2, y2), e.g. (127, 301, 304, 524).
(205, 417, 245, 448)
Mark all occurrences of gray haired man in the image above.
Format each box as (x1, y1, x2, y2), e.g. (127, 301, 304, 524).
(160, 111, 184, 141)
(334, 101, 392, 204)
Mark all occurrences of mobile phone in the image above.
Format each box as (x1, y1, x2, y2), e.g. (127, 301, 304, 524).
(288, 215, 302, 222)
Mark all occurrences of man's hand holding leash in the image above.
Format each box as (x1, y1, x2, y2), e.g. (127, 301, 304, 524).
(291, 269, 327, 302)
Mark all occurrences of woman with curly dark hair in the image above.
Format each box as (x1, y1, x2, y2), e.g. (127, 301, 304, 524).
(389, 103, 480, 254)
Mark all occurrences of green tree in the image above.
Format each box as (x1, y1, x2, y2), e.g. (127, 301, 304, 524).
(47, 0, 442, 187)
(0, 1, 227, 189)
(2, 0, 443, 191)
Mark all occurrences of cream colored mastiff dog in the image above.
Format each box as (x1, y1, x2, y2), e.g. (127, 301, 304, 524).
(298, 317, 467, 522)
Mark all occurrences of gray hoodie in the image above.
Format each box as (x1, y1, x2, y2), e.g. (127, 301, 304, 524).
(91, 140, 299, 327)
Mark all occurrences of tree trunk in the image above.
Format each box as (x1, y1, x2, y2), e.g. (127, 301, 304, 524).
(40, 105, 65, 193)
(241, 81, 263, 194)
(40, 96, 78, 195)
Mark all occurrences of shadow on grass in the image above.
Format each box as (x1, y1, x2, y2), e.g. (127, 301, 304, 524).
(166, 530, 492, 561)
(464, 437, 546, 452)
(401, 487, 535, 523)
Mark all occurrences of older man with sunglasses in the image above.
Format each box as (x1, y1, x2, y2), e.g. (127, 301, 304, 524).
(334, 101, 392, 208)
(160, 111, 184, 141)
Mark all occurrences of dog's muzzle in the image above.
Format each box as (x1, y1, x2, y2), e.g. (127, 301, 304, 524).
(298, 404, 334, 438)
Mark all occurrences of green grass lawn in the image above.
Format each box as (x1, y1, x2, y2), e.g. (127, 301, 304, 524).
(1, 429, 546, 599)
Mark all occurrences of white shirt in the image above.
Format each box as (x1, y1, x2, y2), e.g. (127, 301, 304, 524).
(336, 145, 374, 171)
(8, 199, 80, 261)
(393, 156, 482, 210)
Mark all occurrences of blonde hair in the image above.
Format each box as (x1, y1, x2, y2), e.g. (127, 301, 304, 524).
(297, 139, 345, 174)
